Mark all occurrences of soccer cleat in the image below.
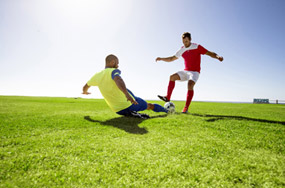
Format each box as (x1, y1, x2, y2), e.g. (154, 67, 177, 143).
(157, 95, 170, 102)
(182, 107, 188, 113)
(128, 111, 150, 119)
(139, 113, 150, 119)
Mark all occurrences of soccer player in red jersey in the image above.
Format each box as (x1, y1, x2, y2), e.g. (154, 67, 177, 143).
(156, 32, 223, 113)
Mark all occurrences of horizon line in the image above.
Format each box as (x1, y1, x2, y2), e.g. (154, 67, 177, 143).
(1, 95, 284, 104)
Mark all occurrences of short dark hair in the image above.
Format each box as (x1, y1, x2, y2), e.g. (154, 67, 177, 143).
(105, 54, 117, 64)
(182, 32, 191, 40)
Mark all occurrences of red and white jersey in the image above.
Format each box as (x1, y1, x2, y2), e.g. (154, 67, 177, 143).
(175, 43, 208, 73)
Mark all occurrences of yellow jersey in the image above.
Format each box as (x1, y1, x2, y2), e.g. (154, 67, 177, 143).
(87, 68, 132, 112)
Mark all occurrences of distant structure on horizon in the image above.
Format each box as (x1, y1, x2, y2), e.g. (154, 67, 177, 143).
(253, 98, 269, 104)
(253, 99, 285, 104)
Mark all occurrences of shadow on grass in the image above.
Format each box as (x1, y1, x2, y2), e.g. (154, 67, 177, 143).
(84, 114, 167, 134)
(190, 113, 285, 125)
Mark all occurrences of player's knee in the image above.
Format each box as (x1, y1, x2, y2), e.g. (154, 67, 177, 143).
(170, 74, 177, 81)
(147, 103, 154, 110)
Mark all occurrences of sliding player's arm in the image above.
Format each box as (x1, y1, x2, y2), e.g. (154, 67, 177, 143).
(114, 76, 138, 105)
(205, 51, 224, 62)
(156, 56, 178, 62)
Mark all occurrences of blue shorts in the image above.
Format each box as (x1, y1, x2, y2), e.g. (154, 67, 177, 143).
(116, 89, 147, 115)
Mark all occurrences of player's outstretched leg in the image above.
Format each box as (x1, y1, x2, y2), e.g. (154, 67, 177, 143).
(158, 73, 180, 102)
(158, 81, 175, 102)
(158, 81, 173, 101)
(166, 81, 175, 100)
(147, 103, 168, 113)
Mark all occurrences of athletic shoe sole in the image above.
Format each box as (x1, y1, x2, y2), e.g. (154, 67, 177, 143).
(129, 111, 150, 119)
(157, 95, 170, 102)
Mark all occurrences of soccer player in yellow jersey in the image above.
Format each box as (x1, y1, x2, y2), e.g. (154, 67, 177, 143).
(82, 54, 167, 119)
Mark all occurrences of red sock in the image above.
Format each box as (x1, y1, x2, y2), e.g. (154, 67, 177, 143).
(166, 81, 175, 100)
(185, 90, 194, 109)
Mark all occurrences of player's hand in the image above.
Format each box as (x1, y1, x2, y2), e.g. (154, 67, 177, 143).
(126, 95, 138, 105)
(155, 57, 162, 62)
(218, 56, 224, 62)
(82, 91, 91, 95)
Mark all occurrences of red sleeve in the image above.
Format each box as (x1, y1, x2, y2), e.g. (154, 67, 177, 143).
(198, 45, 208, 55)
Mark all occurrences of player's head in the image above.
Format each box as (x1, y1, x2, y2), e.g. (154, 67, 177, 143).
(182, 32, 191, 47)
(105, 54, 119, 68)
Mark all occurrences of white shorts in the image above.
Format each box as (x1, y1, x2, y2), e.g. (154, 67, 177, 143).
(177, 70, 200, 83)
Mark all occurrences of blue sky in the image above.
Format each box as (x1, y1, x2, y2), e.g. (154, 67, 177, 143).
(0, 0, 284, 102)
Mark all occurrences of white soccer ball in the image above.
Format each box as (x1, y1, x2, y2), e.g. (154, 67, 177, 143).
(164, 102, 175, 113)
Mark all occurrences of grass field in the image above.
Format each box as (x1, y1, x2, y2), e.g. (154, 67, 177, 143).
(0, 96, 285, 187)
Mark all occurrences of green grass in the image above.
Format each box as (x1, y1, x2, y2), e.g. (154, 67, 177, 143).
(1, 96, 285, 187)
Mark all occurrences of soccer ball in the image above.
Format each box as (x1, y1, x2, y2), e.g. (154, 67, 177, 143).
(164, 102, 175, 113)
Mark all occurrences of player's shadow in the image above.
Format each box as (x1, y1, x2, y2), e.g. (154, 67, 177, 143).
(84, 114, 167, 134)
(190, 113, 285, 125)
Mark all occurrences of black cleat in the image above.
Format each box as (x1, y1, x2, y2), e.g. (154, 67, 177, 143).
(157, 95, 170, 102)
(125, 111, 150, 119)
(139, 113, 150, 119)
